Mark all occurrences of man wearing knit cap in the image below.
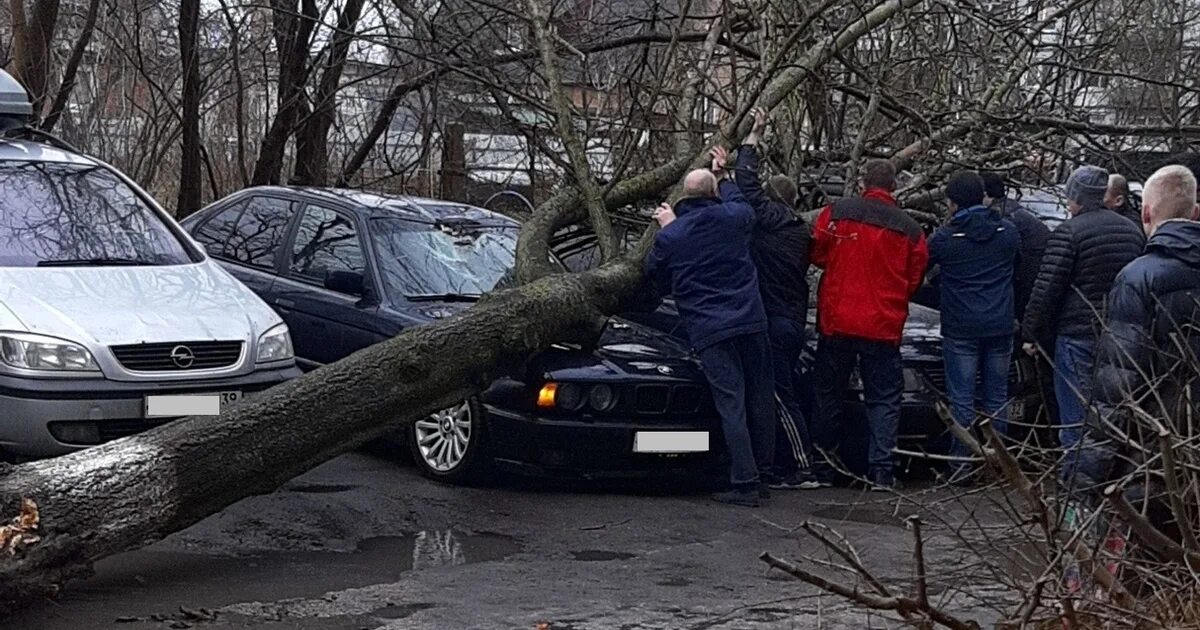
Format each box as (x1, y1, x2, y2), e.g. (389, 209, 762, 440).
(1020, 165, 1145, 456)
(929, 171, 1021, 484)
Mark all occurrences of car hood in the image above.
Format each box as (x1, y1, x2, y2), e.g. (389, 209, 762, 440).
(0, 262, 283, 346)
(539, 316, 704, 382)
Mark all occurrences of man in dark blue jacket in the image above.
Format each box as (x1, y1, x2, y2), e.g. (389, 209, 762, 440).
(981, 172, 1049, 323)
(1070, 165, 1200, 501)
(645, 167, 775, 507)
(717, 108, 816, 490)
(928, 171, 1021, 483)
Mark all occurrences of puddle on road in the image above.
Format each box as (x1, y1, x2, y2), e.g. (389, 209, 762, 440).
(20, 530, 519, 629)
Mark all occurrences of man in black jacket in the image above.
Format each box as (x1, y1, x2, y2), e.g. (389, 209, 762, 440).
(714, 108, 817, 489)
(1021, 165, 1146, 454)
(982, 172, 1049, 322)
(1070, 165, 1200, 503)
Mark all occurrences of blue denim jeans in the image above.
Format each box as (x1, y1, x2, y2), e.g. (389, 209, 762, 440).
(697, 332, 776, 487)
(811, 335, 903, 481)
(942, 335, 1012, 459)
(1054, 335, 1096, 450)
(768, 316, 812, 473)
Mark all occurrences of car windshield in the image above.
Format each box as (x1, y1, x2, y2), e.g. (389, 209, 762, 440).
(370, 217, 519, 300)
(0, 161, 192, 267)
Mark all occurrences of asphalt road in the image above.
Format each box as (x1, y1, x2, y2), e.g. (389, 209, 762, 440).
(10, 449, 1013, 629)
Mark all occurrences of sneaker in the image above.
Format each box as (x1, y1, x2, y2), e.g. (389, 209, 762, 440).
(869, 470, 897, 492)
(712, 488, 759, 507)
(768, 470, 823, 490)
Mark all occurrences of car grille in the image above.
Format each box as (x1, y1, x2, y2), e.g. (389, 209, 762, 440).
(110, 341, 244, 372)
(631, 383, 707, 416)
(97, 418, 174, 442)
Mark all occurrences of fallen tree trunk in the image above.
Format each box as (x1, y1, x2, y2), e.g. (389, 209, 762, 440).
(0, 261, 642, 611)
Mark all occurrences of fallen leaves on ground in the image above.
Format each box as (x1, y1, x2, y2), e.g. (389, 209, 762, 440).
(0, 498, 40, 555)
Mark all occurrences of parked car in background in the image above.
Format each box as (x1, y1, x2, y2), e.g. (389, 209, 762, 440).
(0, 72, 299, 459)
(182, 187, 723, 484)
(1014, 185, 1070, 230)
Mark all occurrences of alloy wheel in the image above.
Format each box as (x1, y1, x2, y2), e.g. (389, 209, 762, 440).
(414, 401, 473, 472)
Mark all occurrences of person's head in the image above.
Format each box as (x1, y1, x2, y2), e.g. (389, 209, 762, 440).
(1141, 164, 1199, 236)
(766, 174, 798, 208)
(681, 169, 719, 199)
(980, 171, 1006, 207)
(944, 170, 986, 213)
(1064, 165, 1109, 215)
(859, 159, 897, 194)
(1104, 173, 1130, 210)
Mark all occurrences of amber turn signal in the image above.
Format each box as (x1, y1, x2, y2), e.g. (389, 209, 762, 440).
(536, 383, 558, 408)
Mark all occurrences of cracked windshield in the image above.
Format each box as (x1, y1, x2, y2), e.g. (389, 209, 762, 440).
(370, 215, 517, 300)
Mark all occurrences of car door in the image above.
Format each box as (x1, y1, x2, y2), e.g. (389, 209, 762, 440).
(188, 195, 295, 300)
(273, 202, 383, 369)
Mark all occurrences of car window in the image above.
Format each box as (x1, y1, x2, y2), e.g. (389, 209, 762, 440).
(0, 161, 193, 267)
(289, 204, 364, 284)
(225, 197, 294, 269)
(193, 201, 245, 258)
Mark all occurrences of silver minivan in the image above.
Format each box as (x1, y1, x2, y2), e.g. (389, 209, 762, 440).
(0, 72, 300, 458)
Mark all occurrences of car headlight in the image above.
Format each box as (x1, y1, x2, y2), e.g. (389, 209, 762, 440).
(256, 324, 294, 363)
(588, 384, 618, 412)
(0, 332, 99, 372)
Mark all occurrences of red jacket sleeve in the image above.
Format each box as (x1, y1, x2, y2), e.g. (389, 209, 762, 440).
(907, 233, 930, 298)
(809, 205, 834, 269)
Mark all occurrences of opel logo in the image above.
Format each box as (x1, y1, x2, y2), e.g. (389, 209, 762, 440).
(656, 365, 673, 376)
(170, 345, 196, 368)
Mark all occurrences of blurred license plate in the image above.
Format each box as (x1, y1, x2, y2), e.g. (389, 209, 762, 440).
(633, 431, 708, 453)
(145, 391, 240, 418)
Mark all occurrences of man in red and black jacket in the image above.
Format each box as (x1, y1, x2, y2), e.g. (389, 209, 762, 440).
(809, 159, 929, 490)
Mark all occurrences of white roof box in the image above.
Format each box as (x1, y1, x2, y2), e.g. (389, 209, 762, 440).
(0, 69, 33, 130)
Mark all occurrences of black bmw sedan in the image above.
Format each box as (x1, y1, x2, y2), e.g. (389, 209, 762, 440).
(180, 187, 721, 484)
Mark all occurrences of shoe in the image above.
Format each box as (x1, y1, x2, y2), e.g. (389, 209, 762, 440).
(869, 470, 897, 492)
(769, 469, 823, 490)
(712, 488, 759, 507)
(758, 484, 772, 501)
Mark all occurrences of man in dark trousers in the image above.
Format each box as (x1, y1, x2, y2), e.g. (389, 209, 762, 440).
(928, 171, 1021, 484)
(809, 159, 929, 490)
(716, 108, 817, 490)
(1070, 165, 1200, 502)
(645, 166, 775, 507)
(1021, 165, 1145, 456)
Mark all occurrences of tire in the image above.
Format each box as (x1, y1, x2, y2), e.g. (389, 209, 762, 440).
(408, 398, 493, 485)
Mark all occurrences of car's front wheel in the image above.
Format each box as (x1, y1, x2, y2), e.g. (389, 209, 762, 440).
(409, 399, 492, 484)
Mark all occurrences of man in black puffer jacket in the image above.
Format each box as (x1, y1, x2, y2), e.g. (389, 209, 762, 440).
(1021, 165, 1146, 454)
(1068, 165, 1200, 522)
(714, 108, 816, 489)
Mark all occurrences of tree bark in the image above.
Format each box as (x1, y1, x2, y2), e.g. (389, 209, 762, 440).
(40, 0, 99, 133)
(250, 0, 318, 186)
(292, 0, 367, 186)
(0, 261, 643, 610)
(7, 0, 61, 118)
(176, 0, 203, 218)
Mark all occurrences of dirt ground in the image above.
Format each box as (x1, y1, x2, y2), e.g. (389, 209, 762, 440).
(8, 449, 1015, 629)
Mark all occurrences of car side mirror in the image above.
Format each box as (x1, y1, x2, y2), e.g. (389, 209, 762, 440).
(324, 270, 365, 296)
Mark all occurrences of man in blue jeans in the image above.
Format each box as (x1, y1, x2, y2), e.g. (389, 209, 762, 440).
(928, 171, 1021, 484)
(646, 167, 775, 507)
(1020, 166, 1145, 455)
